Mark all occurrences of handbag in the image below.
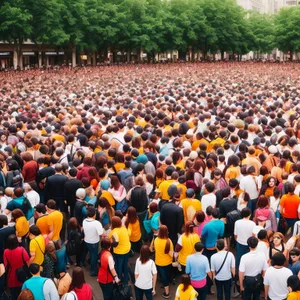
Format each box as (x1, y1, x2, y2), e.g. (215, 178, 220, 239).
(16, 251, 31, 283)
(113, 283, 133, 300)
(278, 215, 288, 235)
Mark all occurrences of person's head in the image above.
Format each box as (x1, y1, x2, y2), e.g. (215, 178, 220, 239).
(11, 208, 24, 221)
(205, 182, 215, 194)
(100, 237, 111, 251)
(257, 229, 267, 241)
(126, 206, 138, 225)
(194, 210, 205, 224)
(29, 225, 41, 239)
(287, 275, 300, 292)
(241, 207, 251, 219)
(87, 207, 96, 218)
(184, 221, 195, 236)
(0, 214, 8, 228)
(149, 202, 158, 214)
(286, 182, 295, 194)
(247, 236, 258, 249)
(46, 199, 56, 211)
(180, 274, 192, 292)
(6, 234, 19, 250)
(70, 267, 86, 290)
(272, 232, 285, 246)
(266, 176, 276, 188)
(13, 187, 24, 198)
(69, 168, 78, 178)
(289, 248, 300, 263)
(158, 225, 169, 239)
(256, 195, 269, 209)
(211, 208, 219, 219)
(17, 288, 34, 300)
(271, 252, 286, 267)
(29, 263, 41, 276)
(194, 242, 204, 253)
(140, 245, 150, 264)
(54, 163, 63, 173)
(206, 205, 213, 216)
(68, 217, 80, 230)
(216, 239, 225, 251)
(76, 188, 86, 200)
(111, 216, 122, 229)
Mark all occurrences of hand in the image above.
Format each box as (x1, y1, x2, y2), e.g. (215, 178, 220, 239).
(240, 286, 244, 292)
(152, 289, 156, 296)
(114, 277, 121, 284)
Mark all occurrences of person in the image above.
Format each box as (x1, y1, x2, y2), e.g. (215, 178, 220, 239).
(239, 236, 268, 300)
(153, 225, 174, 299)
(201, 182, 216, 212)
(82, 207, 104, 276)
(186, 242, 212, 300)
(68, 267, 93, 300)
(176, 221, 200, 272)
(28, 225, 45, 266)
(17, 288, 34, 300)
(109, 216, 131, 284)
(180, 188, 202, 223)
(46, 200, 63, 246)
(269, 232, 287, 260)
(211, 239, 235, 300)
(35, 203, 50, 236)
(98, 238, 120, 300)
(0, 215, 15, 261)
(11, 209, 29, 244)
(98, 197, 114, 231)
(288, 248, 300, 276)
(175, 274, 198, 300)
(264, 252, 293, 300)
(287, 275, 300, 300)
(22, 263, 59, 300)
(3, 234, 30, 300)
(234, 208, 255, 272)
(134, 245, 157, 300)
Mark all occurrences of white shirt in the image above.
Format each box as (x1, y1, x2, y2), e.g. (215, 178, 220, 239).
(0, 196, 8, 213)
(256, 241, 269, 260)
(201, 193, 216, 212)
(83, 218, 104, 244)
(240, 175, 259, 200)
(264, 267, 292, 300)
(234, 219, 256, 246)
(295, 184, 300, 197)
(25, 190, 40, 208)
(252, 225, 264, 238)
(134, 258, 157, 290)
(239, 250, 268, 276)
(211, 251, 235, 281)
(269, 196, 280, 214)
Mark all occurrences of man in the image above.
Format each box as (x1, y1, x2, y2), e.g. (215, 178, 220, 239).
(46, 200, 63, 246)
(234, 208, 255, 272)
(63, 168, 83, 218)
(82, 207, 104, 276)
(28, 225, 45, 266)
(241, 147, 261, 176)
(264, 253, 292, 300)
(186, 242, 212, 300)
(201, 182, 216, 212)
(280, 182, 300, 229)
(21, 152, 38, 184)
(180, 188, 202, 223)
(211, 239, 235, 300)
(156, 166, 176, 204)
(0, 215, 15, 261)
(239, 237, 268, 300)
(22, 263, 59, 300)
(160, 185, 184, 246)
(35, 203, 50, 236)
(44, 164, 68, 212)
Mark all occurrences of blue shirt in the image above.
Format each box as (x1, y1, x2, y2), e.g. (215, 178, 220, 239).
(186, 253, 210, 281)
(288, 261, 300, 275)
(201, 219, 224, 248)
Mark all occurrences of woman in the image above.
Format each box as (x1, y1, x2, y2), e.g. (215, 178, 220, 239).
(98, 238, 119, 300)
(109, 216, 131, 284)
(11, 209, 29, 245)
(193, 210, 209, 238)
(175, 274, 198, 300)
(153, 225, 174, 299)
(259, 176, 277, 197)
(68, 267, 92, 300)
(3, 234, 30, 300)
(287, 275, 300, 300)
(269, 188, 281, 224)
(135, 245, 157, 300)
(88, 167, 100, 190)
(229, 178, 243, 200)
(269, 232, 287, 260)
(123, 206, 142, 252)
(254, 195, 277, 233)
(288, 248, 300, 275)
(143, 202, 160, 241)
(98, 197, 114, 231)
(109, 175, 127, 212)
(66, 217, 83, 267)
(224, 155, 241, 184)
(211, 168, 228, 192)
(6, 160, 23, 188)
(176, 221, 200, 272)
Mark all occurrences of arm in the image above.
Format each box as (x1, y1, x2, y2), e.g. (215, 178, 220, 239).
(239, 271, 245, 291)
(264, 285, 269, 300)
(43, 279, 60, 300)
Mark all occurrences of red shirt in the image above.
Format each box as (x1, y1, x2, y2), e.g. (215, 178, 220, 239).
(4, 247, 30, 287)
(98, 250, 114, 284)
(22, 160, 38, 182)
(73, 283, 93, 300)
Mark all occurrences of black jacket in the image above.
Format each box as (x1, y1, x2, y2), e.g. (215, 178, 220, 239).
(64, 179, 83, 213)
(129, 186, 148, 213)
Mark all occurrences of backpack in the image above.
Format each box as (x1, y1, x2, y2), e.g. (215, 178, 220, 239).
(66, 230, 82, 256)
(21, 197, 34, 220)
(11, 170, 22, 188)
(226, 210, 242, 233)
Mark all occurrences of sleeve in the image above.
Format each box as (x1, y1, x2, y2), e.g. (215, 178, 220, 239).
(29, 240, 37, 254)
(6, 200, 14, 212)
(185, 257, 191, 274)
(239, 256, 245, 272)
(263, 269, 270, 285)
(108, 255, 115, 270)
(134, 259, 140, 275)
(177, 235, 183, 246)
(96, 221, 104, 236)
(151, 260, 157, 274)
(43, 279, 60, 300)
(210, 256, 216, 272)
(234, 220, 239, 235)
(205, 257, 210, 273)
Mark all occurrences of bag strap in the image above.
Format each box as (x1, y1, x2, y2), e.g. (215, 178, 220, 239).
(34, 238, 45, 255)
(216, 251, 229, 276)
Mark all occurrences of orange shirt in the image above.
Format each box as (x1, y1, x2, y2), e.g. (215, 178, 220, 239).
(36, 215, 50, 236)
(280, 193, 300, 219)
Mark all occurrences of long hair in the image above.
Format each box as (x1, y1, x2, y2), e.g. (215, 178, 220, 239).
(140, 245, 150, 264)
(181, 274, 191, 292)
(125, 206, 138, 228)
(158, 225, 171, 254)
(69, 267, 86, 291)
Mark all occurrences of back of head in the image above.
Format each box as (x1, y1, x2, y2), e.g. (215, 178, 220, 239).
(247, 236, 258, 249)
(17, 288, 34, 300)
(29, 263, 40, 275)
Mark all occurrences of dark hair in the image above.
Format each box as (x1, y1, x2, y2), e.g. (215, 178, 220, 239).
(158, 225, 171, 254)
(184, 221, 195, 236)
(125, 206, 138, 228)
(256, 195, 269, 208)
(205, 182, 215, 193)
(247, 236, 258, 249)
(241, 207, 251, 218)
(17, 289, 34, 300)
(194, 242, 204, 252)
(46, 200, 56, 210)
(29, 225, 41, 236)
(87, 207, 96, 218)
(100, 237, 111, 250)
(287, 275, 300, 292)
(216, 239, 225, 251)
(271, 252, 286, 267)
(111, 216, 122, 229)
(35, 203, 46, 214)
(206, 205, 213, 216)
(181, 274, 191, 292)
(257, 229, 267, 240)
(289, 248, 300, 257)
(29, 263, 40, 275)
(68, 217, 80, 230)
(0, 215, 8, 228)
(140, 245, 150, 264)
(212, 208, 219, 219)
(195, 210, 205, 223)
(11, 208, 25, 221)
(69, 267, 86, 291)
(6, 234, 19, 250)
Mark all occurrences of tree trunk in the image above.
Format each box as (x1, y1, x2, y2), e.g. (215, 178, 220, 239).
(221, 51, 224, 61)
(72, 46, 76, 68)
(92, 51, 96, 66)
(13, 50, 18, 70)
(290, 51, 293, 61)
(38, 52, 42, 67)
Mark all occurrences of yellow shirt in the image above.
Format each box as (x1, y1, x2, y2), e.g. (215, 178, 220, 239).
(109, 227, 131, 254)
(287, 291, 300, 300)
(101, 190, 115, 206)
(48, 210, 63, 241)
(175, 160, 185, 170)
(177, 183, 187, 202)
(154, 238, 174, 266)
(36, 215, 50, 236)
(114, 163, 125, 172)
(30, 235, 45, 265)
(128, 220, 142, 242)
(178, 233, 200, 266)
(158, 179, 175, 200)
(225, 166, 241, 183)
(16, 216, 29, 238)
(175, 284, 198, 300)
(192, 138, 209, 151)
(181, 198, 202, 223)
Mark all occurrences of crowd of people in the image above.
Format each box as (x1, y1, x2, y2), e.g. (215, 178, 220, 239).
(0, 62, 300, 300)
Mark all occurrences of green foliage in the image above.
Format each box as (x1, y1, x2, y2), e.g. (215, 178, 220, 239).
(0, 0, 300, 59)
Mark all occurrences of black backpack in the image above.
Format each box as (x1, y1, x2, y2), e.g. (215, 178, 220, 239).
(226, 210, 242, 233)
(12, 170, 22, 187)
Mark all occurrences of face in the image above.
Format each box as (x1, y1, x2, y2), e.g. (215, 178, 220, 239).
(269, 178, 276, 187)
(290, 254, 300, 262)
(273, 235, 282, 245)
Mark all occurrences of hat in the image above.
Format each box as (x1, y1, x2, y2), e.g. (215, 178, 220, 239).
(100, 180, 110, 191)
(268, 145, 278, 154)
(168, 185, 178, 197)
(136, 154, 148, 164)
(76, 188, 86, 200)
